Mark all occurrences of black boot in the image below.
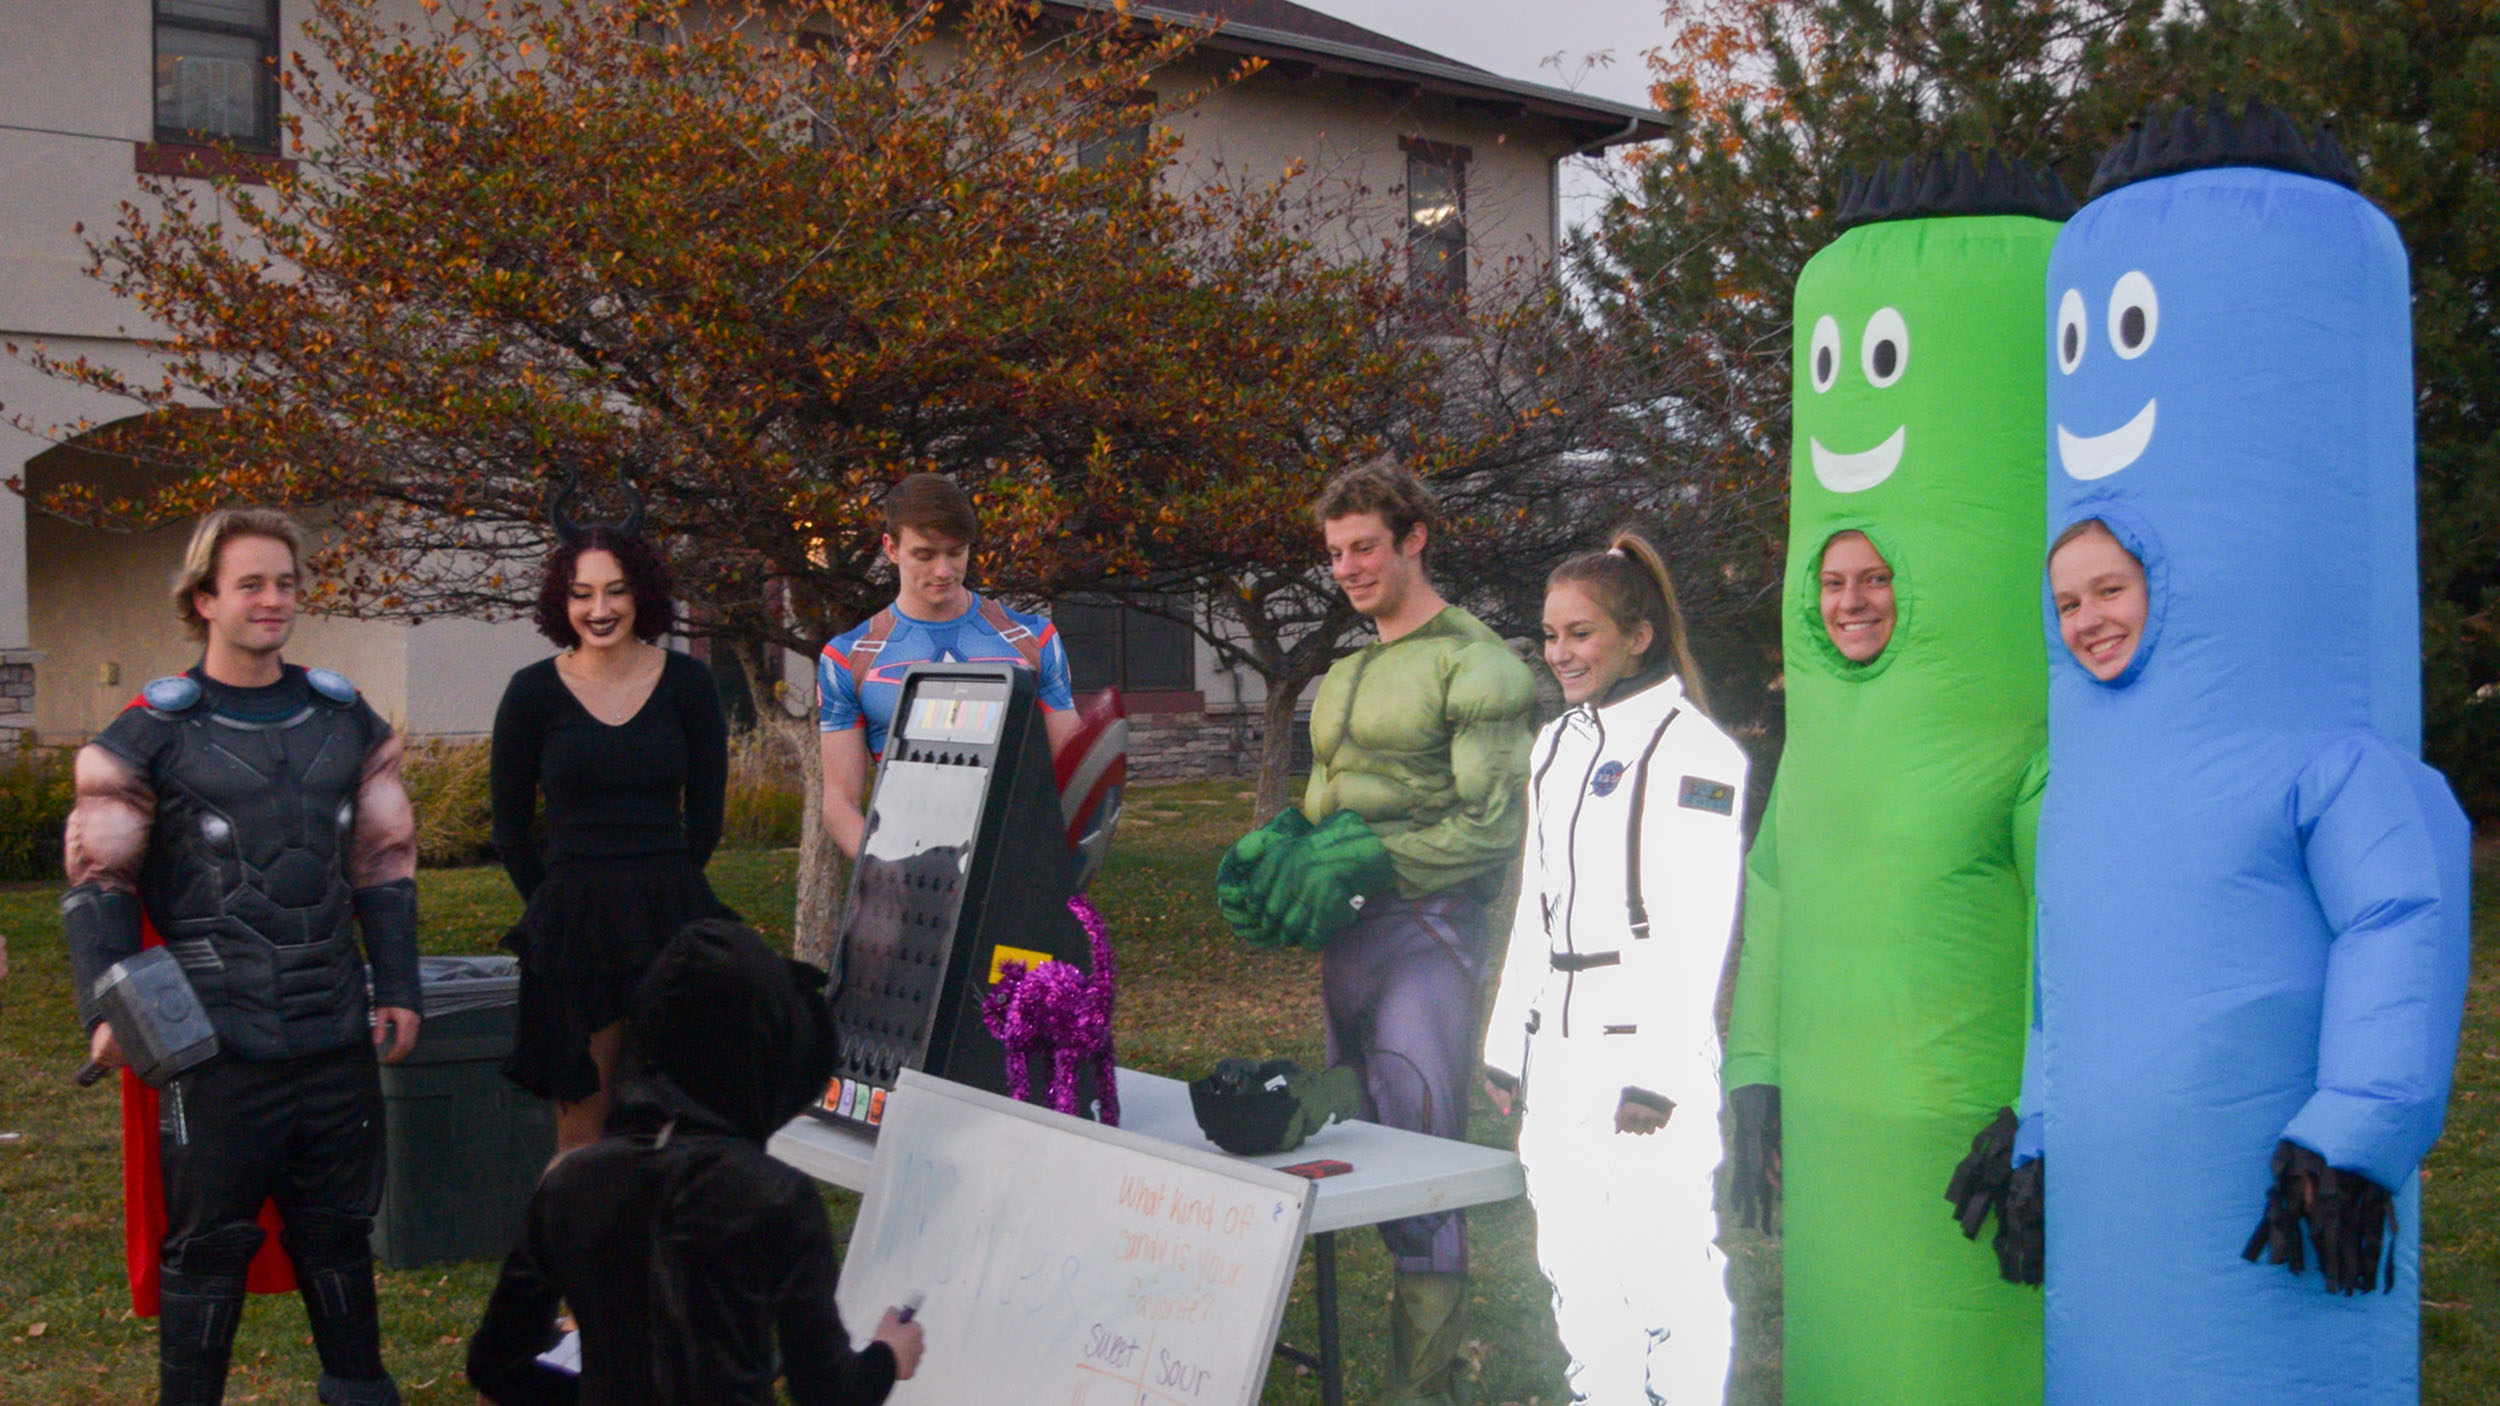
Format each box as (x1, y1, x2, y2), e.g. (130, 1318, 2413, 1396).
(315, 1373, 402, 1406)
(296, 1255, 399, 1405)
(158, 1270, 247, 1406)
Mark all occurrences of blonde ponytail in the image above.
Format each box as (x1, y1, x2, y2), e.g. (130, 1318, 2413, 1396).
(1549, 527, 1710, 712)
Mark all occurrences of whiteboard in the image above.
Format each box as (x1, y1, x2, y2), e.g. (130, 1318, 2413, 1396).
(836, 1071, 1314, 1406)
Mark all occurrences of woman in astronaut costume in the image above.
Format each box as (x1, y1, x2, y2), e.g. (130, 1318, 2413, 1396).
(1483, 532, 1748, 1405)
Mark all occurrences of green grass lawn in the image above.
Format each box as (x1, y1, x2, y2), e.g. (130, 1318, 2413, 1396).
(0, 780, 2489, 1403)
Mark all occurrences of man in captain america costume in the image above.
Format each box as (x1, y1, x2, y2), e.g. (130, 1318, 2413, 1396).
(818, 472, 1079, 860)
(66, 507, 422, 1406)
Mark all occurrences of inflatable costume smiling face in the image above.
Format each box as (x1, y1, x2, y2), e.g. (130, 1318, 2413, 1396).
(1789, 155, 2071, 682)
(2031, 107, 2462, 1406)
(2045, 106, 2418, 745)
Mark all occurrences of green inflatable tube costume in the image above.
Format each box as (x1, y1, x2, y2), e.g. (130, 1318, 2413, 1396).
(1722, 155, 2064, 1404)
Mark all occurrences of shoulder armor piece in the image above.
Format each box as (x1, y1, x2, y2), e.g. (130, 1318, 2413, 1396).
(141, 676, 203, 714)
(305, 668, 358, 705)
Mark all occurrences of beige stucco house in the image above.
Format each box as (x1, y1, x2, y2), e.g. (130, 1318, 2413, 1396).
(0, 0, 1659, 755)
(0, 0, 546, 743)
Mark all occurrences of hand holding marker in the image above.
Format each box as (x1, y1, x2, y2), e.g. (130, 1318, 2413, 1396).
(876, 1292, 928, 1380)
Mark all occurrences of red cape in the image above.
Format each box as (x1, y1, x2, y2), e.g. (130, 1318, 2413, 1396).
(118, 905, 296, 1315)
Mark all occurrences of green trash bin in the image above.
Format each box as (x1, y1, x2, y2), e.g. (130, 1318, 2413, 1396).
(370, 955, 553, 1269)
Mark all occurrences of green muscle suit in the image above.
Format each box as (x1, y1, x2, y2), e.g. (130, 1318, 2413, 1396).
(1301, 606, 1537, 898)
(1218, 605, 1534, 1278)
(1723, 159, 2062, 1405)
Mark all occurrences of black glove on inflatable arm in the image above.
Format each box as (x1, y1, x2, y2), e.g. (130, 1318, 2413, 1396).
(2242, 1139, 2396, 1295)
(1946, 1105, 2019, 1241)
(1944, 1105, 2042, 1286)
(1727, 1083, 1781, 1234)
(1995, 1156, 2044, 1286)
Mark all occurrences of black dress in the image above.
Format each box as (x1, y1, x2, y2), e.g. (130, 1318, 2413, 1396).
(491, 649, 737, 1103)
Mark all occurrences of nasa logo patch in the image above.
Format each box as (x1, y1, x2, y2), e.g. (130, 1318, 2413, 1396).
(1590, 761, 1626, 797)
(1679, 776, 1736, 815)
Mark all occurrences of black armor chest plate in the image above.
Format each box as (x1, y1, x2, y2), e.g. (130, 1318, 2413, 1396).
(148, 704, 366, 928)
(109, 686, 378, 1059)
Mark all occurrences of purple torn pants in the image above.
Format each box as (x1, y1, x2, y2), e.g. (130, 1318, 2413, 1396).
(1320, 890, 1490, 1275)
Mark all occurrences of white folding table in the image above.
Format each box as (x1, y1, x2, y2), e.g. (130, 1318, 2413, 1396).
(770, 1067, 1525, 1404)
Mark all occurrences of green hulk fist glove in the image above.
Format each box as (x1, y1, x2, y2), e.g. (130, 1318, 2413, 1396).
(1216, 809, 1313, 947)
(1260, 810, 1392, 951)
(1269, 1061, 1366, 1151)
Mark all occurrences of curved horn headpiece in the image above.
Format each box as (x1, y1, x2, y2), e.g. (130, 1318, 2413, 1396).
(544, 467, 648, 547)
(548, 471, 587, 548)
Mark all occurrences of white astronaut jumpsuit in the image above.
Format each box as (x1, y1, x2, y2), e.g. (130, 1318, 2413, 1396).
(1482, 674, 1746, 1405)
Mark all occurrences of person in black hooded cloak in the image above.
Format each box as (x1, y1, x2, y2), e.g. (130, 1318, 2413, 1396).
(467, 919, 925, 1404)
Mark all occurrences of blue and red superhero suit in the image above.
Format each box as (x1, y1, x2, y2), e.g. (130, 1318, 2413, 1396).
(815, 593, 1072, 757)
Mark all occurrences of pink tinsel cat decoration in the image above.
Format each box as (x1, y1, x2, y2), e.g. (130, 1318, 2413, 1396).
(978, 692, 1128, 1122)
(980, 893, 1120, 1124)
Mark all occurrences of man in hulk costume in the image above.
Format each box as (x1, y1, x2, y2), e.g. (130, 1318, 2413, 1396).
(1721, 153, 2066, 1405)
(1217, 459, 1536, 1405)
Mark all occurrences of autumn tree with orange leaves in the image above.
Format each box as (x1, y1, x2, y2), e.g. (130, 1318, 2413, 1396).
(23, 0, 1437, 625)
(5, 0, 1484, 950)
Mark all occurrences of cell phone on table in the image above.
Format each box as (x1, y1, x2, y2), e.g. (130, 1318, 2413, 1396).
(1280, 1159, 1353, 1179)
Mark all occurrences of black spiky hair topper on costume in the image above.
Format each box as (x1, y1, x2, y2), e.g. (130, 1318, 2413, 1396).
(1831, 150, 2076, 233)
(545, 468, 647, 547)
(2087, 98, 2360, 201)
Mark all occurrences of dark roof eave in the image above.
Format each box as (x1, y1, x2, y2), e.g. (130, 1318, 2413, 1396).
(1041, 0, 1673, 150)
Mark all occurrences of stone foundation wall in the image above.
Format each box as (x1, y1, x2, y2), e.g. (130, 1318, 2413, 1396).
(0, 651, 37, 747)
(1126, 708, 1309, 782)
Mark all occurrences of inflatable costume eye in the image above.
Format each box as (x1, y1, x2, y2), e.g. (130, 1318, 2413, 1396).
(1862, 307, 1908, 388)
(1809, 315, 1841, 394)
(2109, 271, 2158, 360)
(2057, 288, 2087, 374)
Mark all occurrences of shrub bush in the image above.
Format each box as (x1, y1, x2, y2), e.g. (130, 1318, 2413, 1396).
(723, 726, 803, 850)
(403, 729, 803, 866)
(402, 736, 495, 869)
(0, 730, 795, 879)
(0, 741, 505, 880)
(0, 747, 74, 882)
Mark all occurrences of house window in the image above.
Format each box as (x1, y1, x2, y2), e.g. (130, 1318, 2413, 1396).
(1076, 95, 1156, 204)
(1403, 137, 1468, 311)
(799, 32, 894, 151)
(1056, 594, 1196, 694)
(154, 1, 280, 151)
(1077, 115, 1151, 171)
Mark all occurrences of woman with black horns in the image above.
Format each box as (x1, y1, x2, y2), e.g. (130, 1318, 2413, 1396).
(492, 478, 738, 1156)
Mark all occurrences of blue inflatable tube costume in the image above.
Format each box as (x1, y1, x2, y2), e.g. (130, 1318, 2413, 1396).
(2028, 104, 2473, 1402)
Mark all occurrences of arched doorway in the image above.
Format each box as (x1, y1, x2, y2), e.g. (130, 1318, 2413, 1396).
(20, 424, 195, 742)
